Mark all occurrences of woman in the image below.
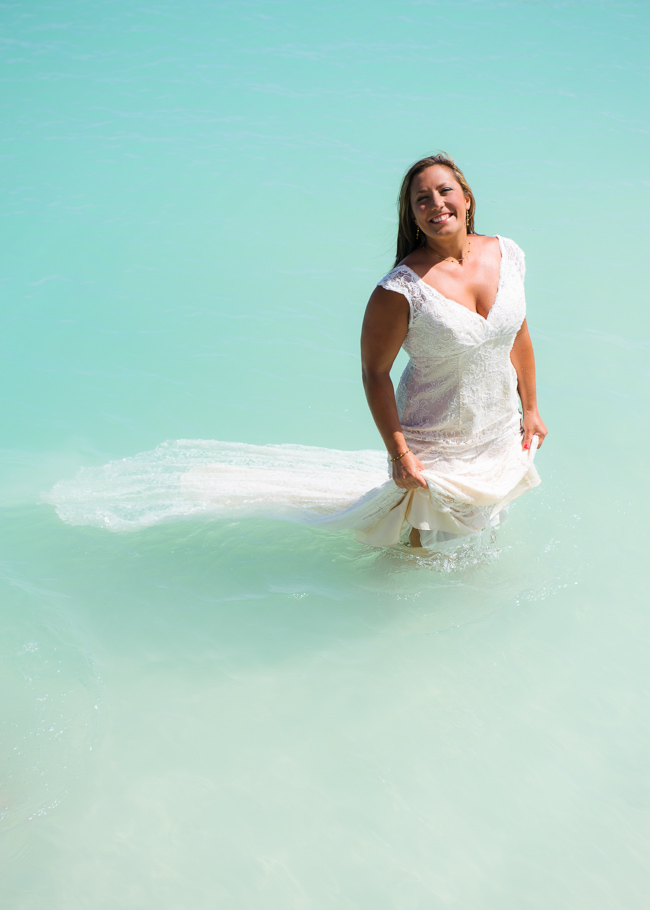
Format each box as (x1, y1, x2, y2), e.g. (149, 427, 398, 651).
(358, 153, 547, 550)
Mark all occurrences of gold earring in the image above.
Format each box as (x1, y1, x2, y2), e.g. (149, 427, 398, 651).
(466, 211, 470, 228)
(416, 226, 420, 240)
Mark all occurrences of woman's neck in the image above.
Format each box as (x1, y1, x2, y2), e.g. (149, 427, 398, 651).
(423, 229, 470, 263)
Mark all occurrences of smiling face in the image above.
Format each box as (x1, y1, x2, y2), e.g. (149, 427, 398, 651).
(409, 165, 470, 240)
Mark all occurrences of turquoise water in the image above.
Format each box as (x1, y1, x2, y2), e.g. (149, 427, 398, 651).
(2, 1, 650, 906)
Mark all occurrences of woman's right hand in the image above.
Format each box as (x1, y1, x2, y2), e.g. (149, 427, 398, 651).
(392, 451, 428, 490)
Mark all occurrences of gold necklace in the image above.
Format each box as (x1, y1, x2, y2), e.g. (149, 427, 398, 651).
(427, 238, 471, 264)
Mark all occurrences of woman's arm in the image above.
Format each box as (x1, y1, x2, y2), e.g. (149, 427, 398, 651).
(361, 287, 427, 489)
(510, 318, 548, 449)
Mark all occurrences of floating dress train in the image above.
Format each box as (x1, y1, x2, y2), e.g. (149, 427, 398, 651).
(45, 235, 540, 552)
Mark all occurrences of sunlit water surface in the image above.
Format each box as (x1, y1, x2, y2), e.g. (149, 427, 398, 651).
(2, 1, 650, 907)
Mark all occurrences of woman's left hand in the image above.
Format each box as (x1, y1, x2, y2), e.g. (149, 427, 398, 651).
(522, 409, 548, 450)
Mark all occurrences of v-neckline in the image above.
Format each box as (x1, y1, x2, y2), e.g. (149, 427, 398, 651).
(402, 234, 505, 322)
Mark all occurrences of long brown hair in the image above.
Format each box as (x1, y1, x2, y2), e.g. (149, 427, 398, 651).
(394, 153, 476, 267)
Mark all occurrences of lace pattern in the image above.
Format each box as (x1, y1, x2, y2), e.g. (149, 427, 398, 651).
(377, 235, 527, 454)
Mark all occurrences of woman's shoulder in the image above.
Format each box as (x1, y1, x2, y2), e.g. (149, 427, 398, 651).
(496, 234, 524, 251)
(396, 246, 433, 274)
(376, 262, 419, 292)
(471, 233, 524, 252)
(475, 233, 526, 275)
(469, 233, 520, 255)
(493, 234, 526, 275)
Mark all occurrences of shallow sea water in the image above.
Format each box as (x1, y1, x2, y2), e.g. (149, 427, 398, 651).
(2, 1, 650, 907)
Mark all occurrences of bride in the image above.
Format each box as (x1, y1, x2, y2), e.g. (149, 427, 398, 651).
(354, 155, 547, 547)
(357, 152, 546, 549)
(47, 153, 546, 553)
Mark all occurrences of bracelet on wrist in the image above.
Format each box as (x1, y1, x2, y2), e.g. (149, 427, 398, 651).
(390, 449, 411, 463)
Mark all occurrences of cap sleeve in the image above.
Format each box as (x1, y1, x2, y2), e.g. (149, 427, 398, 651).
(376, 266, 422, 328)
(500, 236, 526, 280)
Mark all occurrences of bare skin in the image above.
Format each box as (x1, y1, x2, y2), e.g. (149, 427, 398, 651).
(361, 164, 548, 526)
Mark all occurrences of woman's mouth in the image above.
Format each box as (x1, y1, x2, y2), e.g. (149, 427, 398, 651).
(430, 213, 452, 224)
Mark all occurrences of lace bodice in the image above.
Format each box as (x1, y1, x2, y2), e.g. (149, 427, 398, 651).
(378, 235, 526, 452)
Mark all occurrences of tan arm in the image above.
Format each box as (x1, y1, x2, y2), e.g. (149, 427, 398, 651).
(509, 318, 548, 449)
(360, 287, 427, 488)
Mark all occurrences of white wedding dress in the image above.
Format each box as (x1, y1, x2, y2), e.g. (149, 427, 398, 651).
(297, 233, 540, 549)
(46, 235, 540, 551)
